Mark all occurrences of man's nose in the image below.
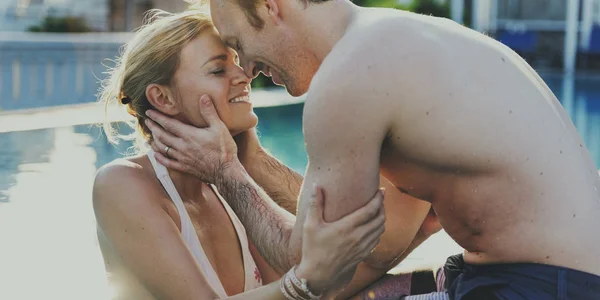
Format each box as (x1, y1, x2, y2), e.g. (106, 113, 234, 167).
(242, 59, 258, 79)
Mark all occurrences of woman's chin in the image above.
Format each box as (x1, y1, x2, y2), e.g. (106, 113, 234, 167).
(230, 129, 245, 137)
(227, 114, 258, 137)
(230, 127, 253, 137)
(230, 123, 258, 137)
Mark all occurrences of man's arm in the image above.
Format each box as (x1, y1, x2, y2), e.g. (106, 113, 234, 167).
(243, 144, 435, 297)
(243, 146, 303, 215)
(234, 129, 303, 215)
(287, 37, 433, 287)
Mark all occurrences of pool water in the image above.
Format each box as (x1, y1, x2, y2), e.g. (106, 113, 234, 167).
(0, 103, 309, 300)
(0, 74, 599, 299)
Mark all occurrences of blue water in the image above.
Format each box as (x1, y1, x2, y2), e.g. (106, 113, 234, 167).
(0, 103, 307, 202)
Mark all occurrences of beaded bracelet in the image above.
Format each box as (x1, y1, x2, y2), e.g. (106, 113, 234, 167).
(290, 266, 322, 300)
(280, 273, 295, 300)
(285, 272, 310, 300)
(280, 267, 325, 300)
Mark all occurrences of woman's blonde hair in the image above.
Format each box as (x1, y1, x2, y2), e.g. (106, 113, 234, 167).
(98, 9, 213, 151)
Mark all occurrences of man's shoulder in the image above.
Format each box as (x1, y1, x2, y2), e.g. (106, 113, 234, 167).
(313, 10, 445, 87)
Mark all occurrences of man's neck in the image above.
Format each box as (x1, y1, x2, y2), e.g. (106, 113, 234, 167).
(293, 0, 359, 61)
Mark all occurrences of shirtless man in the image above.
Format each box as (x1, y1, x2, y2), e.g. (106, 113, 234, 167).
(145, 0, 600, 298)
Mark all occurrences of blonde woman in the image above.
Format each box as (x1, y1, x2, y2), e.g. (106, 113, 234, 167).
(93, 10, 385, 300)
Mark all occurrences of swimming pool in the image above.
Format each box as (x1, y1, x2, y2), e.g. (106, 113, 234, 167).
(0, 73, 599, 299)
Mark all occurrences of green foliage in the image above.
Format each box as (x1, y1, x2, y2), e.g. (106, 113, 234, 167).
(27, 16, 90, 33)
(250, 74, 274, 89)
(354, 0, 450, 18)
(410, 0, 450, 18)
(360, 0, 408, 9)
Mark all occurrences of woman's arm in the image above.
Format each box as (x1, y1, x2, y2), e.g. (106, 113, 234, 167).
(93, 162, 220, 300)
(94, 160, 385, 300)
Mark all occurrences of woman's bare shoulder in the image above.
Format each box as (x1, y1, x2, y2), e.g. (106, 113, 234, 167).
(92, 154, 167, 221)
(94, 154, 154, 190)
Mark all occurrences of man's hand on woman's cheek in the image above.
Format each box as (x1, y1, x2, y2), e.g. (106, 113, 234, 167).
(144, 94, 242, 184)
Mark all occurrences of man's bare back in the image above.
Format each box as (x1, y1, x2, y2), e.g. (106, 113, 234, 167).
(313, 8, 600, 276)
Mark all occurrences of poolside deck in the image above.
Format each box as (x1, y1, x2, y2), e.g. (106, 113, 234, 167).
(0, 88, 304, 133)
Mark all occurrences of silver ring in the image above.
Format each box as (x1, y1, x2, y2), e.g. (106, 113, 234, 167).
(165, 146, 171, 158)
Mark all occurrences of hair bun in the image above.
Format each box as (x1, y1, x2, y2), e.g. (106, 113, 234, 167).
(119, 91, 131, 105)
(120, 96, 132, 105)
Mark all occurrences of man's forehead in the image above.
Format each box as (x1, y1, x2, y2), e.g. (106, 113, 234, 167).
(208, 0, 229, 28)
(208, 0, 226, 14)
(212, 0, 225, 8)
(208, 0, 239, 41)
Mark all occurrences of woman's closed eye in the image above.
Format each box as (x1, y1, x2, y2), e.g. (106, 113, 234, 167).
(210, 68, 225, 76)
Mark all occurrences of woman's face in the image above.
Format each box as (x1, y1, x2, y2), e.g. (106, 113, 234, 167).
(170, 28, 257, 136)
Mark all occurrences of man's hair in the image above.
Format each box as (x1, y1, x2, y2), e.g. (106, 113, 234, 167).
(190, 0, 331, 29)
(241, 0, 331, 28)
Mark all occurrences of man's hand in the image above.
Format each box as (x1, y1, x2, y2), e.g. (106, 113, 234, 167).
(144, 94, 240, 184)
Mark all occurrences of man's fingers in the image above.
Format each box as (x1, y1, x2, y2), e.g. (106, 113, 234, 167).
(146, 119, 187, 149)
(335, 188, 385, 228)
(198, 95, 225, 127)
(150, 141, 160, 153)
(145, 109, 191, 137)
(152, 138, 183, 161)
(154, 151, 187, 173)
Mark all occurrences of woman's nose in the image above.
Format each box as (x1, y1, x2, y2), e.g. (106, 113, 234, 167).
(232, 65, 251, 86)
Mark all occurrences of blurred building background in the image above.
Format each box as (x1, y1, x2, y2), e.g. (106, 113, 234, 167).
(0, 0, 109, 31)
(0, 0, 191, 32)
(0, 0, 599, 111)
(108, 0, 189, 31)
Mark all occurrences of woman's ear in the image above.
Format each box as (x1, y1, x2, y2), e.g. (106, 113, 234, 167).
(146, 84, 179, 116)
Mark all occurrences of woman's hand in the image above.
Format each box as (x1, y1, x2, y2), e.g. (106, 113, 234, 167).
(145, 95, 240, 184)
(294, 186, 386, 296)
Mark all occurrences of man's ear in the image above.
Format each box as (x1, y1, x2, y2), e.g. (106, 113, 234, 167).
(146, 84, 179, 116)
(264, 0, 282, 25)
